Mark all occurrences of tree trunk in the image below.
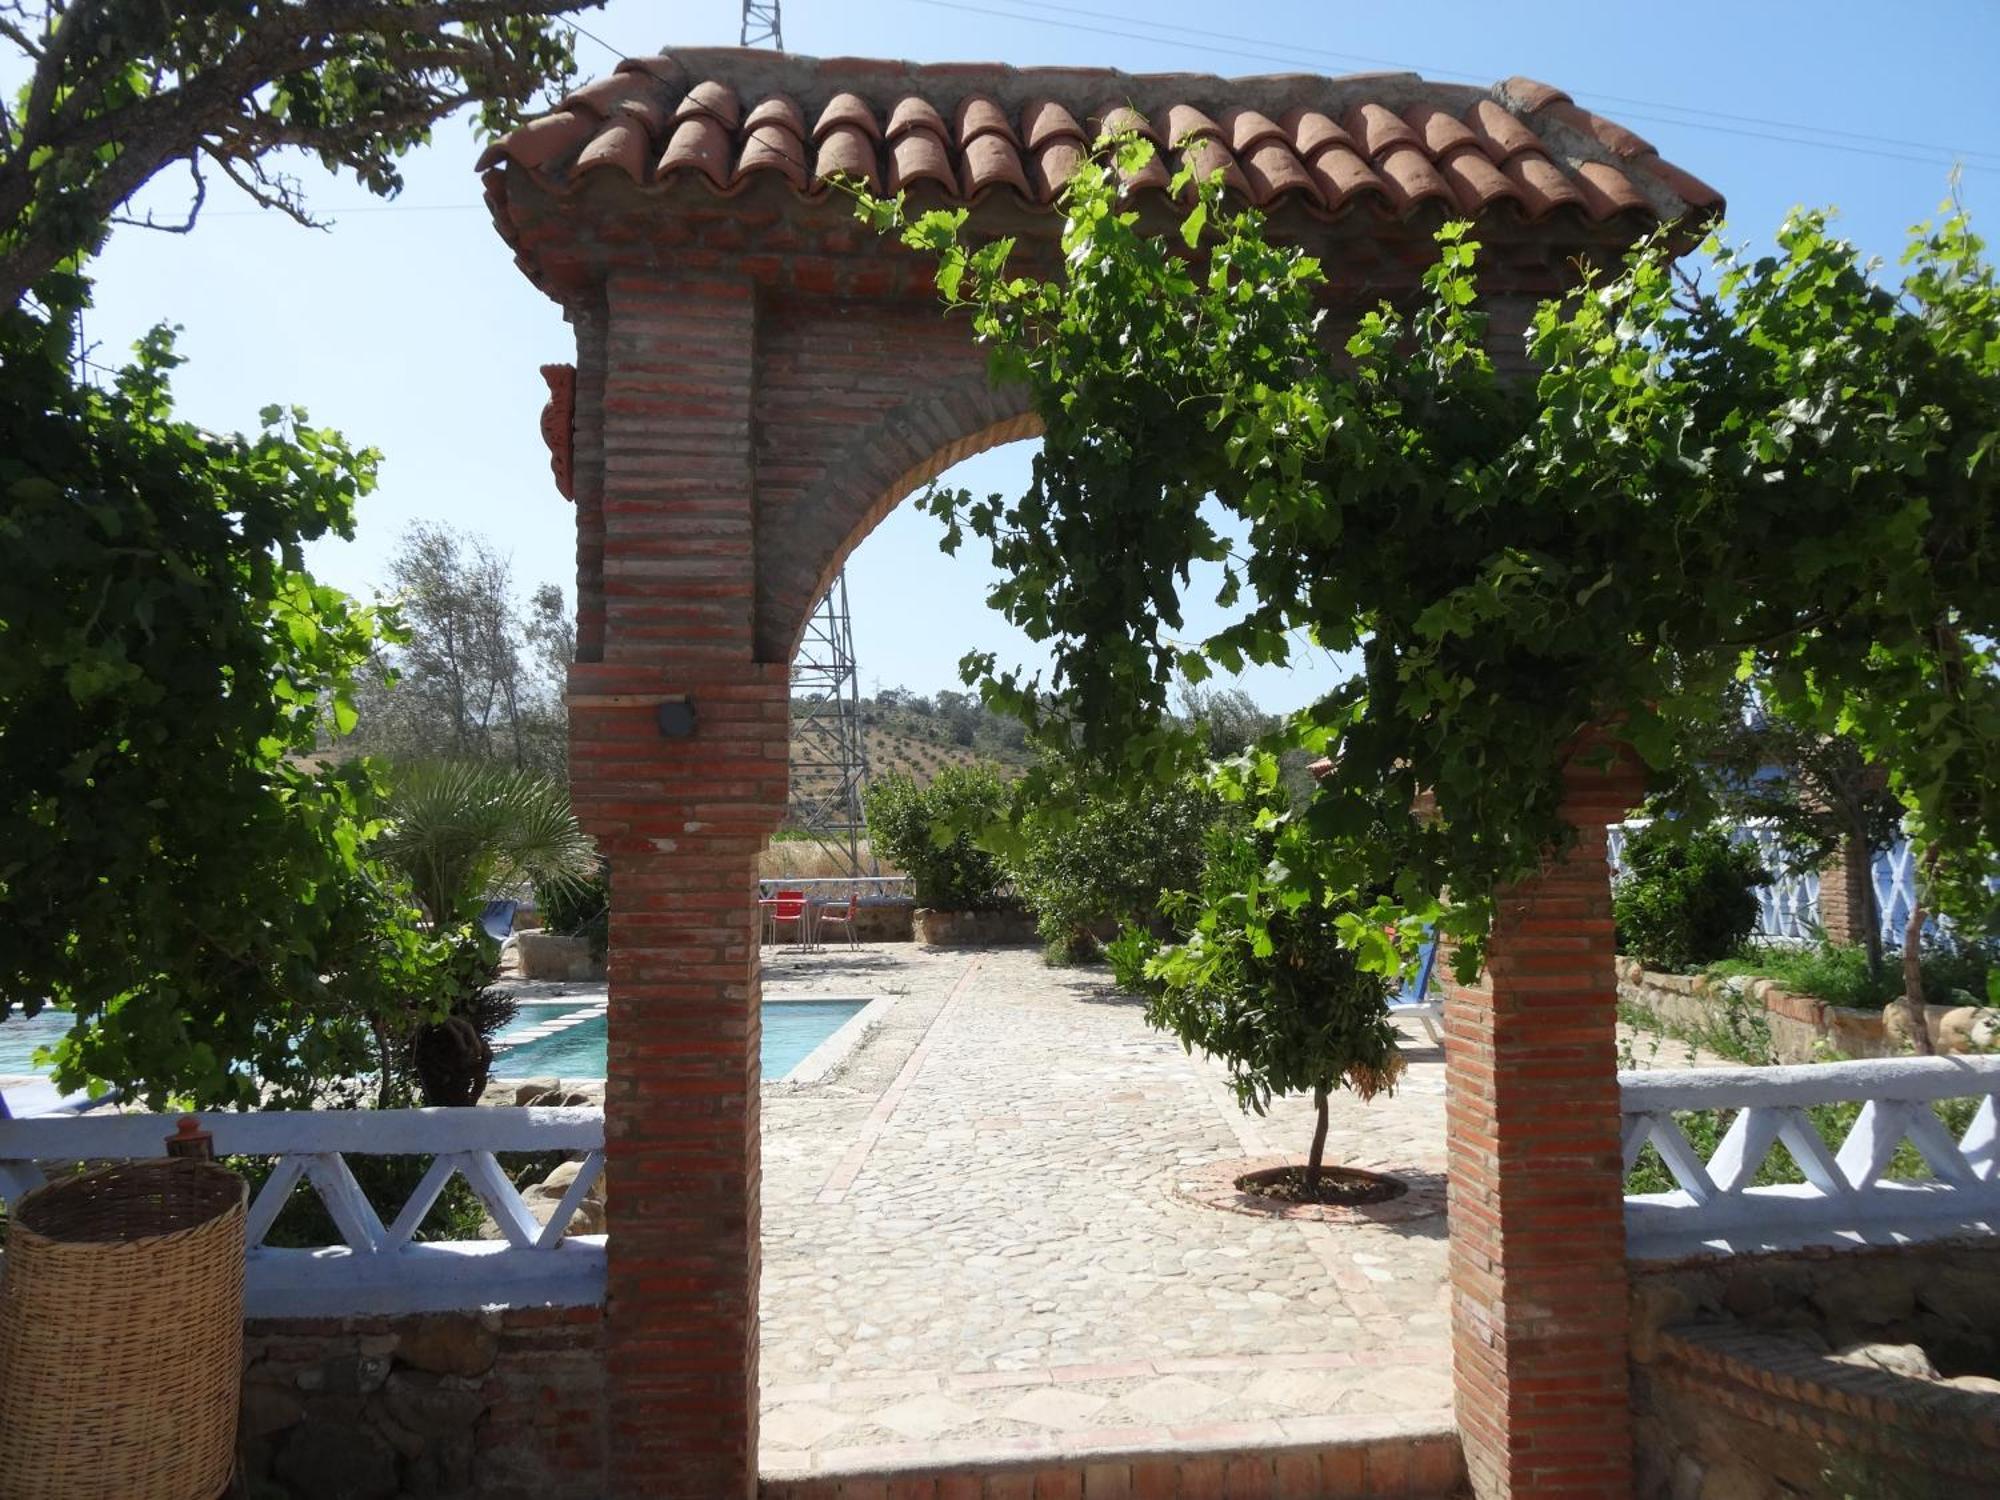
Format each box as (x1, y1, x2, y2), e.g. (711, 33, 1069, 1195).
(1897, 844, 1941, 1056)
(1862, 871, 1884, 982)
(1899, 892, 1933, 1057)
(1305, 1085, 1330, 1194)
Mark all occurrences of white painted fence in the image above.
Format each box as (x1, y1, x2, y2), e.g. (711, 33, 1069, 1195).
(1620, 1055, 2000, 1261)
(0, 1106, 605, 1317)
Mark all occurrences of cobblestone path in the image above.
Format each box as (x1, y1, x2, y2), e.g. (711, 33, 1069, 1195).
(758, 946, 1455, 1474)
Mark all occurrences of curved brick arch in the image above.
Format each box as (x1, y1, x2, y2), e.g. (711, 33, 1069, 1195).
(758, 376, 1041, 664)
(482, 48, 1717, 1500)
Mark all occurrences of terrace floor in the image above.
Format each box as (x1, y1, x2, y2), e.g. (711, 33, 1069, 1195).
(753, 945, 1455, 1479)
(744, 944, 1745, 1480)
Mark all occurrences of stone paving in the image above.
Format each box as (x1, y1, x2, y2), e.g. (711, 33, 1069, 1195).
(756, 946, 1458, 1476)
(751, 944, 1744, 1476)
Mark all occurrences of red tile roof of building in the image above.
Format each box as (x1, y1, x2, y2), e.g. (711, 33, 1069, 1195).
(479, 48, 1722, 231)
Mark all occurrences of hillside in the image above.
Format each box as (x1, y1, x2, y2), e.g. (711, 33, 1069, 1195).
(789, 689, 1031, 791)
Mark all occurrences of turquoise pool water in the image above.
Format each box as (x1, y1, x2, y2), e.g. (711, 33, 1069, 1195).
(2, 1000, 866, 1086)
(493, 1000, 864, 1080)
(0, 1008, 71, 1074)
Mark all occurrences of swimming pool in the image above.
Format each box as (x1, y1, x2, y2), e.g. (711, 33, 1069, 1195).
(492, 999, 866, 1081)
(0, 1008, 71, 1075)
(1, 999, 868, 1087)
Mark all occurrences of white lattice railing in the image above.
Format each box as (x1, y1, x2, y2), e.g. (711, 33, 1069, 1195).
(1620, 1056, 2000, 1261)
(0, 1107, 604, 1317)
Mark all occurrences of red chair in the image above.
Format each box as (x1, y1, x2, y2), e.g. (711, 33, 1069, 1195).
(816, 892, 861, 949)
(765, 888, 810, 949)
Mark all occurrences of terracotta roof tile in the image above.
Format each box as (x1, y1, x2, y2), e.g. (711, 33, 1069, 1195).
(1374, 142, 1454, 212)
(1503, 152, 1585, 219)
(1346, 102, 1420, 159)
(1239, 138, 1318, 205)
(1403, 102, 1477, 158)
(1116, 143, 1172, 194)
(677, 79, 741, 128)
(1029, 136, 1086, 198)
(574, 116, 650, 182)
(962, 131, 1034, 199)
(1571, 158, 1649, 220)
(1434, 146, 1520, 216)
(1180, 134, 1250, 197)
(1543, 99, 1652, 160)
(481, 49, 1721, 238)
(735, 121, 809, 190)
(743, 94, 806, 135)
(658, 115, 733, 189)
(955, 95, 1019, 145)
(814, 123, 880, 190)
(1021, 98, 1086, 149)
(815, 92, 881, 143)
(1164, 102, 1224, 145)
(1500, 76, 1572, 115)
(1097, 103, 1163, 145)
(1306, 144, 1391, 213)
(1221, 107, 1288, 154)
(887, 95, 949, 141)
(1462, 98, 1541, 162)
(889, 126, 957, 194)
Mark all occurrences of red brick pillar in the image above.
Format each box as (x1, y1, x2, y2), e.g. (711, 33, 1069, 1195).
(1443, 748, 1644, 1499)
(567, 271, 788, 1499)
(1815, 835, 1876, 949)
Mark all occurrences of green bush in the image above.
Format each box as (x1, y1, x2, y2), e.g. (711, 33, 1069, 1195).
(535, 858, 609, 961)
(863, 764, 1010, 911)
(1613, 822, 1770, 973)
(1009, 775, 1216, 962)
(1706, 936, 1998, 1011)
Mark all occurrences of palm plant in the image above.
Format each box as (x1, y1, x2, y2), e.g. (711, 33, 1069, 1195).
(375, 761, 598, 1105)
(377, 760, 597, 931)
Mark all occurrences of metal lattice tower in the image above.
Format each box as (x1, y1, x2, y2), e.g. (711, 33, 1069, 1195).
(735, 2, 871, 877)
(740, 0, 783, 49)
(789, 572, 875, 875)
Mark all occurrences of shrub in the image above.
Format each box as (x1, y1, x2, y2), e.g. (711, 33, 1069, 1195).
(1707, 936, 1999, 1011)
(1613, 822, 1770, 973)
(863, 764, 1010, 910)
(535, 859, 609, 961)
(1010, 775, 1216, 962)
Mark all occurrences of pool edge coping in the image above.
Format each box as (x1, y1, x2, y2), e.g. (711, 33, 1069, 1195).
(779, 995, 895, 1087)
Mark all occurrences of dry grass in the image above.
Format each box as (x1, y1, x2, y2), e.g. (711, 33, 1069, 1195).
(757, 839, 902, 880)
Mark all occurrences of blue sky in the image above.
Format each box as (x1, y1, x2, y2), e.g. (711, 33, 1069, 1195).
(70, 0, 2000, 710)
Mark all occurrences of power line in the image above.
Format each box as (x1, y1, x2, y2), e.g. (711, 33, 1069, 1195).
(899, 0, 2000, 174)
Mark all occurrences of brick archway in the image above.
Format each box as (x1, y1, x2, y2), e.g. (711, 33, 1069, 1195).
(482, 47, 1718, 1499)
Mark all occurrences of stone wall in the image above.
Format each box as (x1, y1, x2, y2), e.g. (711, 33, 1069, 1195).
(911, 905, 1040, 946)
(1630, 1242, 2000, 1498)
(238, 1306, 605, 1500)
(1616, 958, 1886, 1063)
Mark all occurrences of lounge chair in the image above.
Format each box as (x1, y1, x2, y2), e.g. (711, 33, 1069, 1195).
(1389, 933, 1444, 1046)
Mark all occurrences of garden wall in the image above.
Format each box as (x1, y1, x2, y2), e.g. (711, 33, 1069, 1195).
(1616, 958, 1887, 1063)
(912, 905, 1039, 946)
(238, 1306, 606, 1500)
(1630, 1241, 2000, 1498)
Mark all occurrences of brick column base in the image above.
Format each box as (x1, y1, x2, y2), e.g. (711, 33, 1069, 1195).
(1444, 749, 1644, 1499)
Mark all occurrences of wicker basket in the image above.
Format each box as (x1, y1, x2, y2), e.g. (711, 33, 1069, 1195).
(0, 1159, 247, 1500)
